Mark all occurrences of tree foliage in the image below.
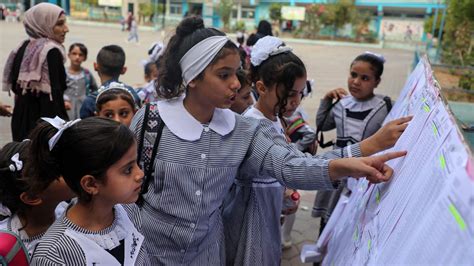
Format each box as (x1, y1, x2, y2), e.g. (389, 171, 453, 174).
(218, 0, 234, 31)
(442, 0, 474, 66)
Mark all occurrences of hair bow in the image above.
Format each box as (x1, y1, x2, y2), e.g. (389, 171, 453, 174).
(41, 116, 81, 151)
(251, 36, 292, 67)
(8, 153, 23, 172)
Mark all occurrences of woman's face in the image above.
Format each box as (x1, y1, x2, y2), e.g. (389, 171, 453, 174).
(52, 14, 68, 43)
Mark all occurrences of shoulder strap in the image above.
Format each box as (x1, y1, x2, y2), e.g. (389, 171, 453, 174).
(383, 96, 392, 113)
(136, 103, 165, 207)
(83, 68, 92, 95)
(316, 98, 340, 148)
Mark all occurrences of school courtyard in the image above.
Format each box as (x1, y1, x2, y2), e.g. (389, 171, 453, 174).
(0, 20, 412, 265)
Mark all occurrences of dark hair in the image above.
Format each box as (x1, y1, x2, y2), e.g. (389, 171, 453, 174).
(96, 45, 126, 78)
(25, 117, 135, 202)
(257, 20, 273, 37)
(0, 141, 30, 216)
(68, 43, 88, 60)
(157, 16, 239, 99)
(351, 53, 384, 80)
(96, 88, 136, 112)
(251, 50, 306, 118)
(236, 69, 251, 89)
(144, 61, 158, 78)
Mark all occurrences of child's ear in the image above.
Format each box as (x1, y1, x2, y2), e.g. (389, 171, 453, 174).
(19, 192, 42, 206)
(80, 175, 100, 196)
(188, 80, 196, 89)
(255, 81, 266, 96)
(121, 66, 127, 75)
(93, 62, 99, 72)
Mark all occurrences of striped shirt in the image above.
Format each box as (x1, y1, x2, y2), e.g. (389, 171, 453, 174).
(131, 98, 362, 265)
(30, 204, 149, 265)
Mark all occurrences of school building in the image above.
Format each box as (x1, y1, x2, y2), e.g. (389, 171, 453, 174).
(11, 0, 446, 41)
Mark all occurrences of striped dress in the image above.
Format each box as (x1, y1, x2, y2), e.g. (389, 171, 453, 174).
(30, 204, 150, 265)
(131, 97, 362, 265)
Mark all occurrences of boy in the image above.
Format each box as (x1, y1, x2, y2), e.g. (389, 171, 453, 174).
(79, 45, 141, 118)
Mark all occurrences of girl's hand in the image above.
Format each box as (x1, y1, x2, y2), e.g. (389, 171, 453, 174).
(64, 100, 72, 110)
(324, 88, 348, 100)
(329, 151, 407, 183)
(360, 116, 413, 156)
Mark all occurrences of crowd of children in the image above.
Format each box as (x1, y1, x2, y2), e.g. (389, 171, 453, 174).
(1, 5, 413, 265)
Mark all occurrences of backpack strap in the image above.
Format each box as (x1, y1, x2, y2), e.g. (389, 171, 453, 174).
(136, 103, 165, 207)
(383, 96, 392, 113)
(316, 98, 340, 149)
(0, 230, 29, 266)
(83, 68, 92, 96)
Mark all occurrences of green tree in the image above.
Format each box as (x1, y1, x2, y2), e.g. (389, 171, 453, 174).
(303, 4, 324, 38)
(218, 0, 234, 32)
(442, 0, 474, 66)
(321, 0, 356, 38)
(269, 3, 282, 23)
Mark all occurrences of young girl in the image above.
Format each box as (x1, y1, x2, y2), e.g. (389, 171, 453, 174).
(95, 82, 138, 127)
(131, 16, 406, 265)
(28, 117, 149, 265)
(0, 140, 72, 259)
(65, 43, 98, 120)
(229, 69, 253, 114)
(313, 52, 392, 233)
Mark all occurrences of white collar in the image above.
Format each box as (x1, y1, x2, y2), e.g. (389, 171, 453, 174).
(157, 95, 236, 141)
(340, 95, 382, 112)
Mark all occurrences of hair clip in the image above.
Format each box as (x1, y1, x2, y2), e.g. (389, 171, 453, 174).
(96, 82, 137, 107)
(8, 153, 23, 172)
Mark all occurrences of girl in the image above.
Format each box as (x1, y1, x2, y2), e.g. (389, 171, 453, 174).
(313, 52, 392, 234)
(28, 117, 149, 265)
(96, 82, 138, 127)
(65, 43, 98, 120)
(2, 3, 69, 141)
(0, 140, 72, 259)
(229, 69, 253, 114)
(131, 16, 406, 265)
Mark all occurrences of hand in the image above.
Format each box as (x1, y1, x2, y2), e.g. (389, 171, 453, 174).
(329, 151, 407, 183)
(64, 100, 72, 110)
(306, 139, 318, 155)
(324, 88, 348, 101)
(360, 116, 412, 156)
(0, 104, 12, 117)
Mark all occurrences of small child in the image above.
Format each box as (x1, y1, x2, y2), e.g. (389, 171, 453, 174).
(313, 51, 392, 232)
(80, 45, 141, 119)
(0, 140, 73, 259)
(28, 117, 149, 265)
(230, 69, 253, 114)
(127, 16, 139, 43)
(64, 43, 98, 120)
(136, 60, 160, 103)
(96, 82, 138, 127)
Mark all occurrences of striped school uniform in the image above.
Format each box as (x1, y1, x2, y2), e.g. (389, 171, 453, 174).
(223, 107, 360, 266)
(30, 204, 149, 265)
(131, 96, 362, 265)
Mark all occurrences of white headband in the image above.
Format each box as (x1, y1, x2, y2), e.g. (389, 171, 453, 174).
(179, 36, 231, 86)
(41, 116, 81, 151)
(251, 36, 292, 67)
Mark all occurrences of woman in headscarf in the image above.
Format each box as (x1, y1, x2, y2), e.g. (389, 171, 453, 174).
(2, 3, 69, 141)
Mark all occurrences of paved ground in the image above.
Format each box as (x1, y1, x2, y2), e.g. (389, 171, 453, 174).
(0, 20, 413, 265)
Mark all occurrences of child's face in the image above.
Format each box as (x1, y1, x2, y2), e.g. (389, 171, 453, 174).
(68, 46, 86, 68)
(97, 98, 135, 127)
(230, 84, 253, 114)
(188, 51, 241, 109)
(347, 61, 380, 100)
(281, 76, 307, 117)
(145, 64, 159, 83)
(99, 142, 144, 204)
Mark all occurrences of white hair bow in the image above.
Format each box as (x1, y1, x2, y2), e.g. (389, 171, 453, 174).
(0, 203, 11, 217)
(9, 153, 23, 172)
(41, 116, 81, 151)
(251, 36, 292, 67)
